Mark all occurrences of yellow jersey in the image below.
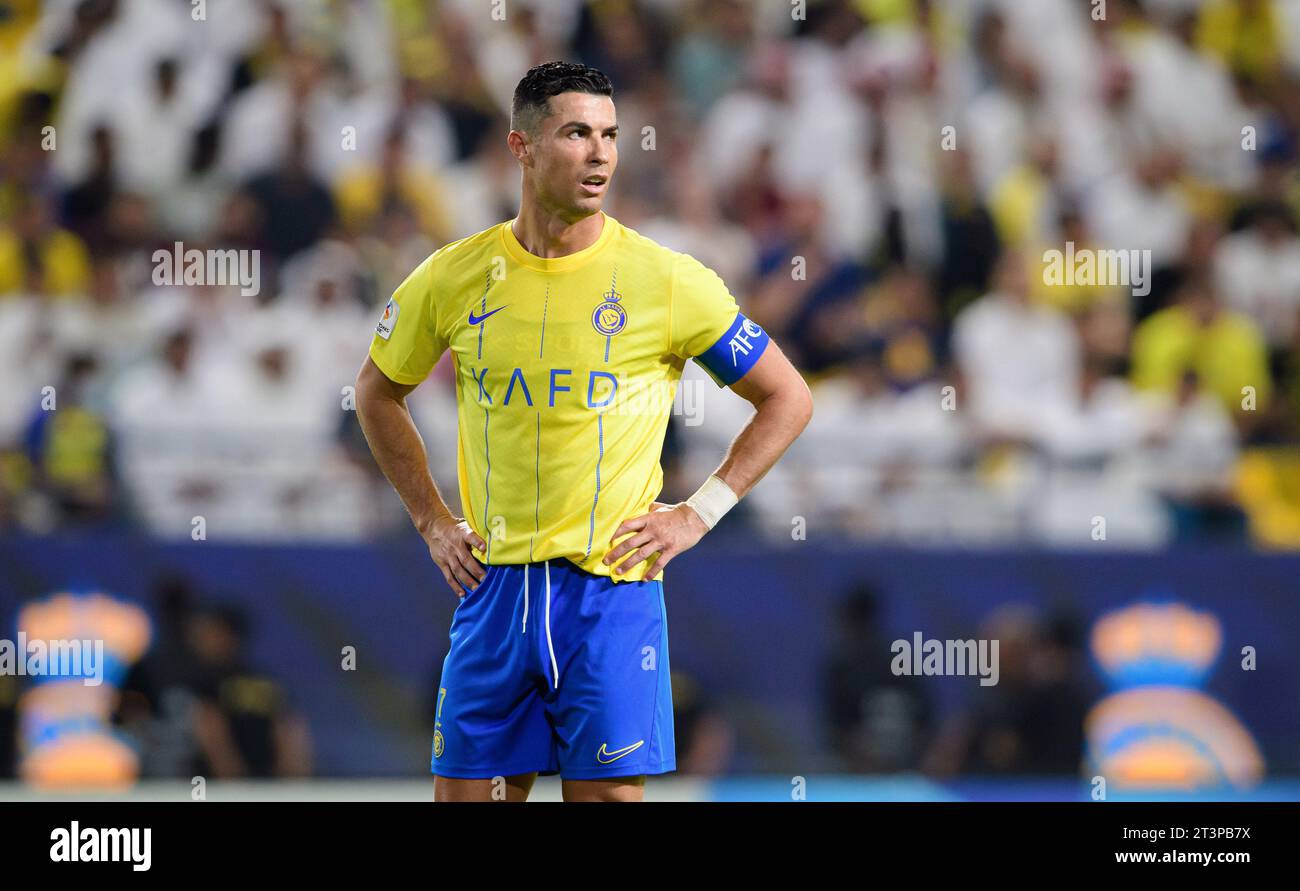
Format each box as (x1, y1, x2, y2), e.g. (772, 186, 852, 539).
(368, 212, 769, 581)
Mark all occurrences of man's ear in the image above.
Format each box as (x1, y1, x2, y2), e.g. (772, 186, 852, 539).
(507, 130, 532, 167)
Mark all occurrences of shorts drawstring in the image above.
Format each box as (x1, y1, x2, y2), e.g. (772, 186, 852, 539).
(544, 559, 559, 689)
(521, 560, 559, 689)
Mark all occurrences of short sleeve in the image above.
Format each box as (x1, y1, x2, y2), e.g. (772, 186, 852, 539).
(368, 253, 447, 385)
(670, 252, 769, 387)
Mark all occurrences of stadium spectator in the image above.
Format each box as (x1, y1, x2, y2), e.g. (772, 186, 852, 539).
(952, 250, 1081, 444)
(59, 123, 118, 252)
(334, 124, 453, 244)
(21, 350, 118, 528)
(923, 605, 1091, 777)
(1130, 275, 1272, 430)
(935, 148, 1000, 316)
(670, 671, 736, 777)
(239, 117, 338, 269)
(823, 584, 933, 773)
(0, 193, 91, 297)
(119, 576, 208, 778)
(1213, 200, 1300, 349)
(189, 604, 313, 779)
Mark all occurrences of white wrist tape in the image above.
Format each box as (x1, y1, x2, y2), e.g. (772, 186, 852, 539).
(685, 474, 739, 529)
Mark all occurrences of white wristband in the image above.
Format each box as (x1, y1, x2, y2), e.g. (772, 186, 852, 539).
(685, 474, 739, 529)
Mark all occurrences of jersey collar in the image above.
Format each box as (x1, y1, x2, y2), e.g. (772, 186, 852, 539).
(500, 211, 616, 272)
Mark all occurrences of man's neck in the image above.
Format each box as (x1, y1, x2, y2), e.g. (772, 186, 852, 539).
(511, 200, 605, 259)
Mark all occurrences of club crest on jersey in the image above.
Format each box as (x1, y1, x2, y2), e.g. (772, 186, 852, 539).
(591, 285, 627, 337)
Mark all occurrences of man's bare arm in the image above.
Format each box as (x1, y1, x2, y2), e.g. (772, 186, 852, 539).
(604, 340, 813, 578)
(355, 357, 486, 595)
(710, 339, 814, 499)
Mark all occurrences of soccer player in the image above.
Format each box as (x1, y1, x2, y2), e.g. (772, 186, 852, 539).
(355, 61, 812, 802)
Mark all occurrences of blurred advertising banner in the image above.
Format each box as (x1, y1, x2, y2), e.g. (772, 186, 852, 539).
(1, 536, 1294, 786)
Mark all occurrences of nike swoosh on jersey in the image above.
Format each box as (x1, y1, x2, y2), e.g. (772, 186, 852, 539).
(468, 305, 509, 325)
(596, 740, 645, 764)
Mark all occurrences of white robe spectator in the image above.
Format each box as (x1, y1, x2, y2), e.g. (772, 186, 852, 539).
(1214, 224, 1300, 347)
(952, 289, 1082, 443)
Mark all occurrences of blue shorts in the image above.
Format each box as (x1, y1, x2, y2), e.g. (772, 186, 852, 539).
(432, 558, 676, 780)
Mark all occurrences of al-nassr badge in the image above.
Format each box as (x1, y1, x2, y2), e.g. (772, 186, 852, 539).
(591, 284, 627, 336)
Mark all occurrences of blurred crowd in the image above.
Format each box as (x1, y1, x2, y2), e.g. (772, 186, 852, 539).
(3, 0, 1300, 547)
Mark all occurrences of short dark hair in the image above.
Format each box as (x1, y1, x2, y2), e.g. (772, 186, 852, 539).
(511, 61, 613, 135)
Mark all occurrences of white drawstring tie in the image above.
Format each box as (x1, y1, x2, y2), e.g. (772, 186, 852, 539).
(522, 560, 560, 689)
(544, 559, 559, 689)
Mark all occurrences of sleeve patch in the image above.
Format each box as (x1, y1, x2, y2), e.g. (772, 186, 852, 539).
(695, 312, 769, 386)
(375, 297, 399, 340)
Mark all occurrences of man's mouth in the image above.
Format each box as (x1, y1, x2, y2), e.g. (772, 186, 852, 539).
(581, 174, 608, 190)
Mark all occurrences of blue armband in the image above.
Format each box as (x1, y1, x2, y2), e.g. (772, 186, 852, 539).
(695, 312, 770, 386)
